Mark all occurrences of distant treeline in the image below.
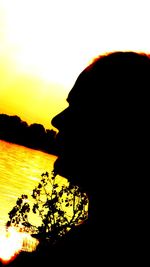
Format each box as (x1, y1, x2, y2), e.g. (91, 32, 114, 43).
(0, 114, 58, 155)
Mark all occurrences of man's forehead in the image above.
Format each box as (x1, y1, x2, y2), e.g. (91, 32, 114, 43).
(66, 70, 97, 104)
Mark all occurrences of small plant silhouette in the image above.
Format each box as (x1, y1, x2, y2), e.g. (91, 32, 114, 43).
(6, 171, 88, 245)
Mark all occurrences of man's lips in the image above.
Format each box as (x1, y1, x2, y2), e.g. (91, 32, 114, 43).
(54, 132, 79, 178)
(53, 157, 69, 178)
(55, 132, 65, 154)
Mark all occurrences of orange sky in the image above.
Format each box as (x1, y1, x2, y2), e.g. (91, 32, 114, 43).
(0, 0, 150, 130)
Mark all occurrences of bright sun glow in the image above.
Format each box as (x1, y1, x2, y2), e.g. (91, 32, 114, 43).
(0, 227, 39, 264)
(1, 0, 150, 85)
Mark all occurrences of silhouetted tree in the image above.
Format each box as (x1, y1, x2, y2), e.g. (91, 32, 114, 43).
(26, 123, 45, 149)
(0, 114, 58, 155)
(44, 129, 57, 154)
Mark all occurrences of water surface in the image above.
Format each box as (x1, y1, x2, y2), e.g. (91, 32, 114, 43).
(0, 140, 58, 229)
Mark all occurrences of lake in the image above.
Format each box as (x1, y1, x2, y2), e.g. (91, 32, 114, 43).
(0, 140, 67, 230)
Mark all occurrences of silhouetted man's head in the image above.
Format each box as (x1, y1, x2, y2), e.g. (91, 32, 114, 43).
(52, 51, 150, 194)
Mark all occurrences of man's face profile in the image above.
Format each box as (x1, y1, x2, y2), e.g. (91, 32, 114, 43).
(51, 51, 150, 192)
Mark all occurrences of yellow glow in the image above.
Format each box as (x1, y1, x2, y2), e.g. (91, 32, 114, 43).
(0, 0, 150, 128)
(0, 71, 69, 129)
(0, 227, 39, 264)
(0, 227, 22, 264)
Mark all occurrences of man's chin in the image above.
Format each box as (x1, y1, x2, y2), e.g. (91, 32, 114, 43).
(53, 157, 70, 179)
(54, 157, 86, 192)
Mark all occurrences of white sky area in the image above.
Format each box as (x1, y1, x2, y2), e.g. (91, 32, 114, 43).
(1, 0, 150, 86)
(0, 0, 150, 128)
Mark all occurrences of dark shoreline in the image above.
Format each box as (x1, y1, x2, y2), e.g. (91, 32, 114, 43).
(0, 114, 58, 156)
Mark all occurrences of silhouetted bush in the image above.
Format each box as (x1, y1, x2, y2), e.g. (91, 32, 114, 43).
(6, 171, 88, 245)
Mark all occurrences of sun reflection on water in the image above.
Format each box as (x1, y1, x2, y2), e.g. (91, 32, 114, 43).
(0, 227, 39, 265)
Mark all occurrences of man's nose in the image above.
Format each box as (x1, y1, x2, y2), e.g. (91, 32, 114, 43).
(51, 108, 68, 130)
